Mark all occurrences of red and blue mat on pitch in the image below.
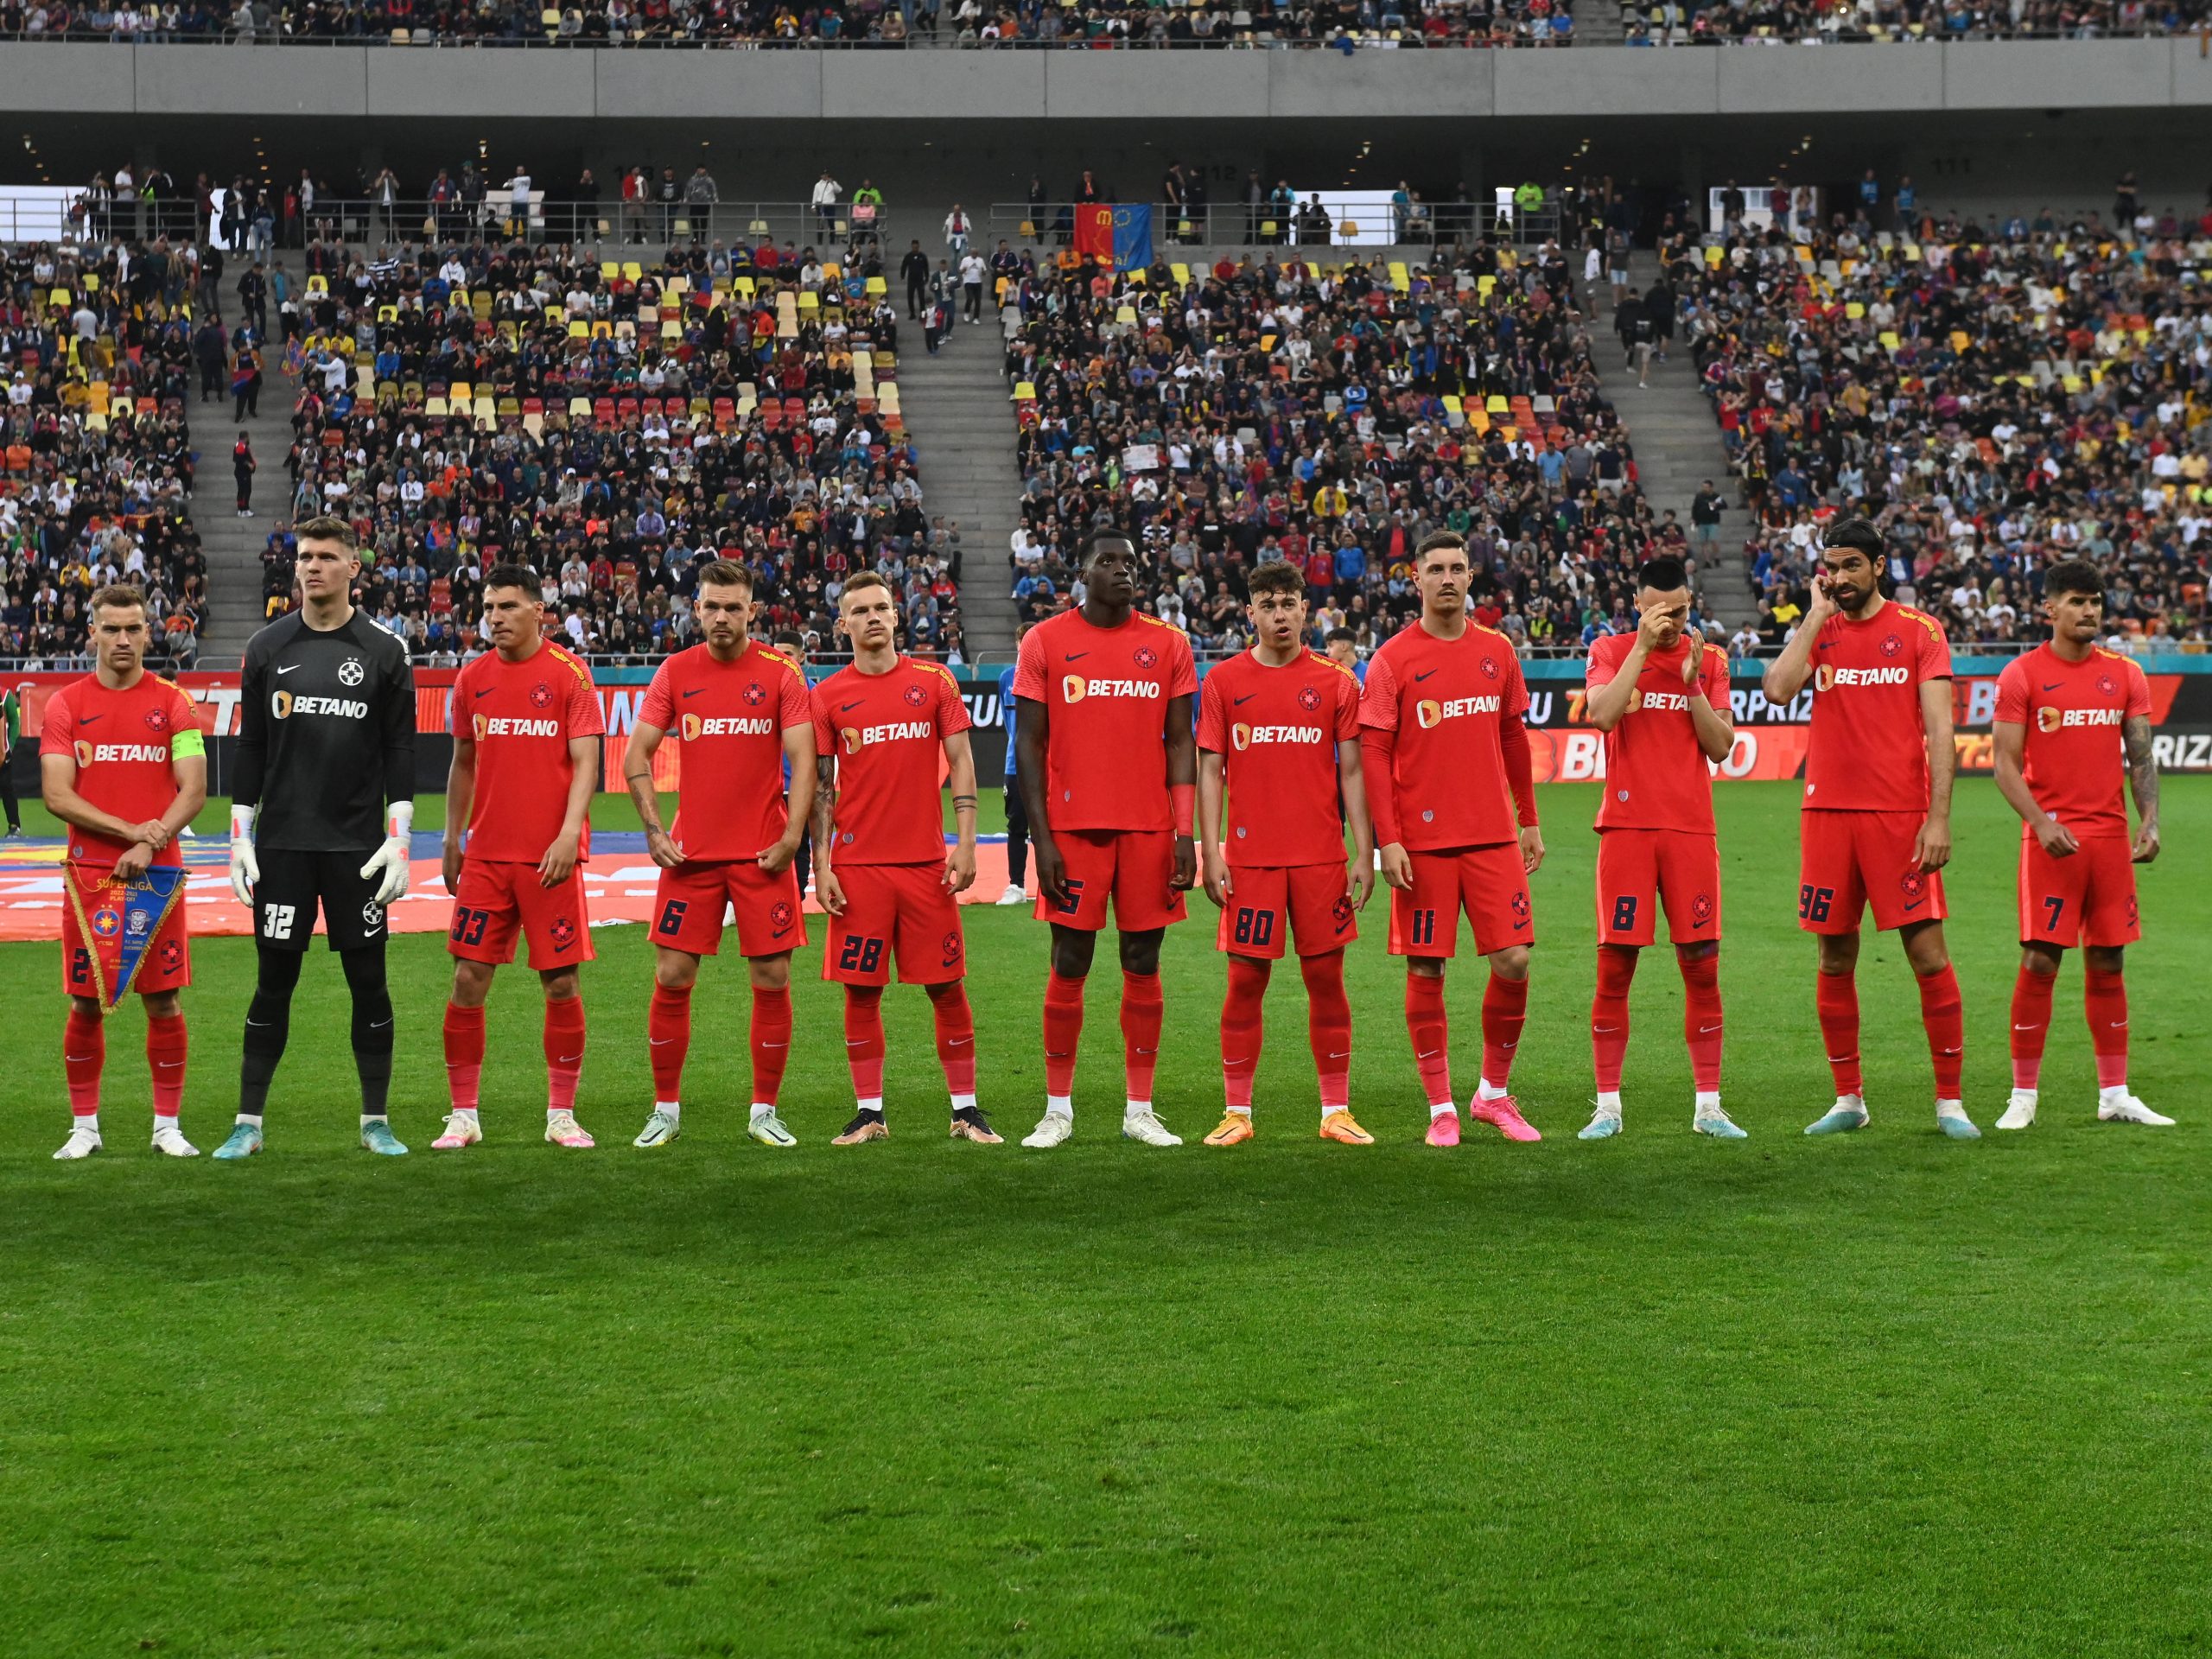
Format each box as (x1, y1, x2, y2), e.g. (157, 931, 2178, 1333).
(0, 834, 1014, 944)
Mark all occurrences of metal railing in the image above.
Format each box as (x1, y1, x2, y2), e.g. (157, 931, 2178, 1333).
(988, 199, 1567, 252)
(29, 196, 893, 255)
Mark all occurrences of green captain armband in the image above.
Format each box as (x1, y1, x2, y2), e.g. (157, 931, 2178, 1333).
(171, 728, 206, 759)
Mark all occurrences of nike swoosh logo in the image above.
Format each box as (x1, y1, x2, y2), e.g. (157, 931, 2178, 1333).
(1700, 1024, 1723, 1034)
(246, 1020, 270, 1028)
(841, 700, 865, 712)
(474, 686, 497, 699)
(2012, 1023, 2039, 1031)
(1065, 652, 1089, 662)
(1416, 1048, 1441, 1060)
(1593, 1025, 1618, 1033)
(650, 1038, 674, 1046)
(1903, 899, 1925, 912)
(371, 1018, 392, 1029)
(1514, 918, 1529, 930)
(1816, 640, 1836, 650)
(2043, 683, 2063, 691)
(276, 664, 302, 676)
(683, 687, 707, 698)
(1414, 669, 1438, 682)
(77, 714, 103, 725)
(1234, 694, 1255, 706)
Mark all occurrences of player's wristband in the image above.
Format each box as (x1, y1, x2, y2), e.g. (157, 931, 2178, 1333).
(1170, 783, 1195, 838)
(387, 801, 414, 840)
(230, 804, 255, 839)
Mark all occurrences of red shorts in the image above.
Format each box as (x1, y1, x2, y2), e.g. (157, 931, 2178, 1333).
(1388, 842, 1534, 958)
(1797, 809, 1945, 934)
(2018, 835, 2140, 948)
(1596, 829, 1721, 947)
(61, 863, 190, 998)
(448, 859, 596, 969)
(823, 861, 965, 986)
(1216, 861, 1358, 960)
(1037, 827, 1187, 932)
(649, 859, 807, 959)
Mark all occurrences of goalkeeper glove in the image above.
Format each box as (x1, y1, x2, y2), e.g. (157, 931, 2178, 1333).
(359, 801, 414, 907)
(226, 804, 259, 908)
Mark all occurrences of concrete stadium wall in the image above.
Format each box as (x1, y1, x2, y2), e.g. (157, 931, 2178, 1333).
(6, 37, 2212, 121)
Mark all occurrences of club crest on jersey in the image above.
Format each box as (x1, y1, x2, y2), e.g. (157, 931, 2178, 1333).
(1510, 890, 1530, 921)
(1480, 656, 1501, 680)
(159, 938, 182, 969)
(362, 901, 385, 928)
(1692, 892, 1714, 925)
(904, 683, 928, 708)
(1133, 645, 1159, 670)
(2096, 674, 2119, 697)
(339, 657, 365, 688)
(770, 900, 795, 931)
(1331, 893, 1353, 929)
(1880, 633, 1904, 658)
(1299, 685, 1322, 712)
(744, 682, 767, 707)
(941, 930, 963, 967)
(531, 681, 555, 709)
(143, 706, 169, 733)
(1900, 869, 1928, 901)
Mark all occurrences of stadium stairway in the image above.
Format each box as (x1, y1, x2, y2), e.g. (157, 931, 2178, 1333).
(893, 315, 1023, 658)
(196, 388, 298, 658)
(1610, 252, 1757, 632)
(1580, 0, 1626, 45)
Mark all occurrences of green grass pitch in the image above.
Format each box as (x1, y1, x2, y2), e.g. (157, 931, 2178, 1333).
(3, 780, 2207, 1657)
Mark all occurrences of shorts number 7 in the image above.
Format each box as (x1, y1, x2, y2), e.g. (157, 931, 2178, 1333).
(2043, 895, 2063, 932)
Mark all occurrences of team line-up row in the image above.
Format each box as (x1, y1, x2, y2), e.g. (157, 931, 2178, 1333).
(31, 520, 2171, 1163)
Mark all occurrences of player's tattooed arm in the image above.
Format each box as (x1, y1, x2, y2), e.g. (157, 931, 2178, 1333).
(810, 753, 848, 913)
(625, 720, 683, 868)
(943, 729, 978, 896)
(2125, 713, 2160, 862)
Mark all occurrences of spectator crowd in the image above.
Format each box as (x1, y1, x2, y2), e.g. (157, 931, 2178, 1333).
(1623, 0, 2207, 43)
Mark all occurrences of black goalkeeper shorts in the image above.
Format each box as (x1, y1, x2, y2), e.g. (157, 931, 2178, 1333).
(251, 848, 389, 952)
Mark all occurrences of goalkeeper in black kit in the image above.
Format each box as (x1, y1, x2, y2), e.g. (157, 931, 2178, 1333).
(213, 518, 418, 1159)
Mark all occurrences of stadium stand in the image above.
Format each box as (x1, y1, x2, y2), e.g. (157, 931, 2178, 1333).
(0, 238, 209, 664)
(282, 232, 958, 663)
(1675, 211, 2212, 650)
(1618, 0, 2207, 43)
(999, 239, 1679, 658)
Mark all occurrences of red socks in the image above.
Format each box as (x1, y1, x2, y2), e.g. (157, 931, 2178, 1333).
(543, 995, 587, 1114)
(927, 981, 978, 1098)
(146, 1010, 188, 1119)
(1590, 948, 1636, 1095)
(648, 983, 691, 1102)
(2084, 966, 2129, 1090)
(1042, 969, 1084, 1099)
(2010, 965, 2055, 1090)
(1300, 951, 1352, 1111)
(1815, 969, 1862, 1096)
(1404, 970, 1453, 1109)
(1917, 963, 1965, 1098)
(1480, 971, 1529, 1092)
(750, 985, 792, 1107)
(843, 985, 887, 1104)
(1678, 949, 1723, 1094)
(1122, 970, 1164, 1105)
(443, 1001, 486, 1111)
(64, 1005, 104, 1117)
(1220, 956, 1269, 1110)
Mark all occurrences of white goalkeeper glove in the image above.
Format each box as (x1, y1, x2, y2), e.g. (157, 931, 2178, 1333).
(227, 804, 259, 908)
(360, 801, 414, 907)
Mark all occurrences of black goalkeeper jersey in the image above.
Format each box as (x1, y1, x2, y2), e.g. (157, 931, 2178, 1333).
(234, 609, 416, 853)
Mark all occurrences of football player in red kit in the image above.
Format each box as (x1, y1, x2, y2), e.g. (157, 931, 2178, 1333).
(1359, 531, 1546, 1146)
(622, 560, 816, 1149)
(810, 573, 996, 1146)
(1012, 531, 1198, 1148)
(438, 564, 605, 1148)
(1195, 560, 1374, 1146)
(1762, 519, 1979, 1139)
(40, 585, 206, 1160)
(1990, 558, 2168, 1129)
(1580, 556, 1744, 1140)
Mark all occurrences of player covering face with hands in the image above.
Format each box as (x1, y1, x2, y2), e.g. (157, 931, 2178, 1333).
(809, 573, 995, 1145)
(1762, 520, 1976, 1140)
(1579, 558, 1743, 1140)
(1989, 560, 2169, 1129)
(1196, 561, 1375, 1145)
(624, 562, 817, 1148)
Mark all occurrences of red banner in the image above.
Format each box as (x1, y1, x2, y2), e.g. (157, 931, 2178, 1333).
(1072, 205, 1114, 262)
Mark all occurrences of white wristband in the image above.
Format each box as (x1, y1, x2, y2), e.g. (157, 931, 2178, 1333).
(230, 804, 255, 838)
(387, 801, 415, 839)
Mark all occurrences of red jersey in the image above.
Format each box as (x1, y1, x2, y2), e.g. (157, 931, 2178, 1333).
(1011, 608, 1197, 833)
(1358, 620, 1529, 850)
(1993, 643, 2150, 838)
(1802, 602, 1951, 814)
(1196, 646, 1359, 867)
(1586, 633, 1730, 834)
(38, 672, 201, 867)
(637, 640, 813, 861)
(811, 655, 970, 867)
(452, 639, 604, 863)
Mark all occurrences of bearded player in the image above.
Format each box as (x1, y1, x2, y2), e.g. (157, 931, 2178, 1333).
(1013, 531, 1196, 1149)
(1196, 560, 1374, 1146)
(623, 560, 815, 1149)
(810, 572, 995, 1145)
(435, 564, 604, 1150)
(1580, 556, 1745, 1140)
(1990, 559, 2168, 1129)
(1361, 532, 1544, 1146)
(1762, 519, 1978, 1140)
(40, 586, 207, 1159)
